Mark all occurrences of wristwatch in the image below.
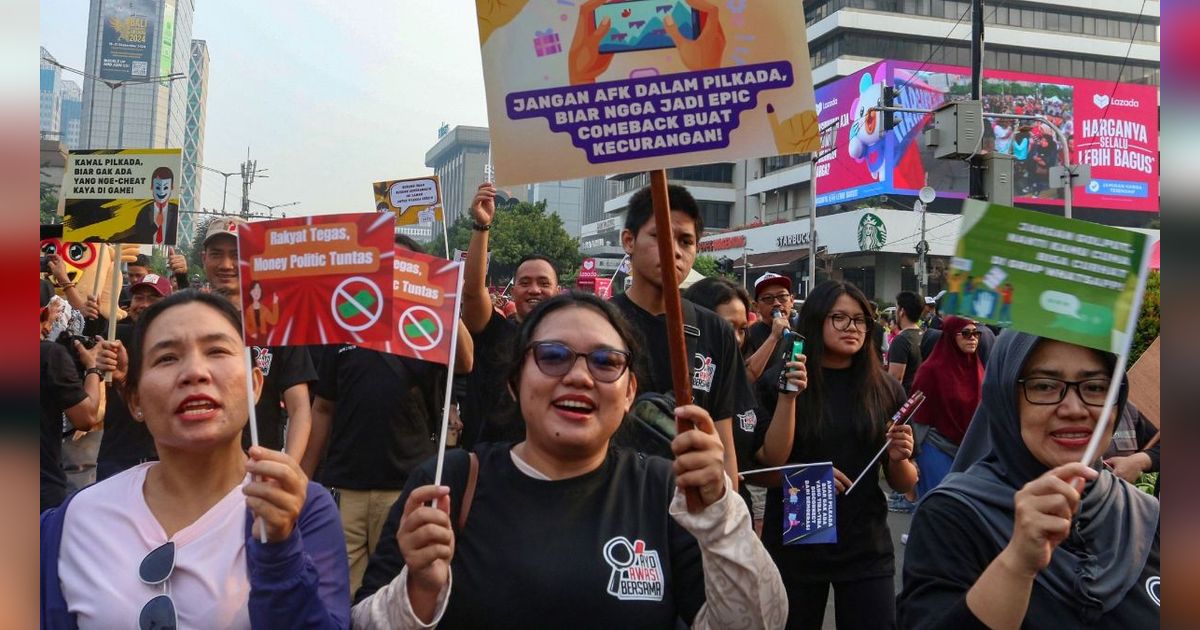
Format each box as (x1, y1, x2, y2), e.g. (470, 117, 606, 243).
(471, 222, 491, 232)
(84, 367, 104, 379)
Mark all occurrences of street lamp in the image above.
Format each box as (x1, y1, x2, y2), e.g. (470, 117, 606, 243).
(191, 162, 238, 213)
(250, 200, 301, 218)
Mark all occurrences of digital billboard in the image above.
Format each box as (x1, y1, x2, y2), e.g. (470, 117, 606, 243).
(98, 0, 158, 81)
(813, 60, 1158, 213)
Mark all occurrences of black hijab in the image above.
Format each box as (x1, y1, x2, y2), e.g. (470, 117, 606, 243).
(935, 330, 1158, 622)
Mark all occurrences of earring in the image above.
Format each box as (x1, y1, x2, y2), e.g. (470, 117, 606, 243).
(135, 410, 143, 418)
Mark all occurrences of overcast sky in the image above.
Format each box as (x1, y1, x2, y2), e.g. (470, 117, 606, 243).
(40, 0, 490, 218)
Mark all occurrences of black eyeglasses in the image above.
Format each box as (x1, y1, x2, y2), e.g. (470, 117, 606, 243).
(139, 541, 177, 630)
(1018, 377, 1111, 407)
(828, 313, 870, 332)
(527, 341, 631, 383)
(959, 329, 982, 339)
(757, 292, 791, 304)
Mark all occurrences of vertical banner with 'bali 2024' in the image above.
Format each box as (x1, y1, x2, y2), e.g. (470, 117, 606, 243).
(811, 59, 1159, 213)
(236, 213, 395, 346)
(475, 0, 819, 185)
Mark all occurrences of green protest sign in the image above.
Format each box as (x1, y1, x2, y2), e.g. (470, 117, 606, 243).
(947, 200, 1149, 354)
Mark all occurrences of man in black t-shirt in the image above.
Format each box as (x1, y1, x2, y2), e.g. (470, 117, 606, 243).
(202, 217, 317, 460)
(458, 182, 561, 447)
(611, 183, 749, 489)
(888, 291, 924, 395)
(40, 300, 104, 511)
(742, 272, 796, 385)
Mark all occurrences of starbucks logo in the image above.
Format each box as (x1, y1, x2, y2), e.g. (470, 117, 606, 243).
(858, 213, 887, 251)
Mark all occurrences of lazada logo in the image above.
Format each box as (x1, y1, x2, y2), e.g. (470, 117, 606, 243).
(1093, 94, 1140, 108)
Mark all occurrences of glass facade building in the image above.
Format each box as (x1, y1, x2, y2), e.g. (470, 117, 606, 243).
(179, 39, 209, 250)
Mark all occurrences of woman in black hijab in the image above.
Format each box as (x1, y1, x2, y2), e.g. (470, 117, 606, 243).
(898, 331, 1159, 628)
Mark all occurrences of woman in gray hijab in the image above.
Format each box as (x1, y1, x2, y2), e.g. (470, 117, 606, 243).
(897, 331, 1159, 628)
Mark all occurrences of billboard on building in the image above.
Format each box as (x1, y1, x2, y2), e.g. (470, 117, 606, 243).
(814, 60, 1158, 213)
(98, 0, 158, 81)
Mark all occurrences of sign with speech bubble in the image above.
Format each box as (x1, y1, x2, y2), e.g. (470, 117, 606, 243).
(236, 212, 396, 346)
(947, 200, 1149, 353)
(361, 247, 463, 366)
(373, 175, 445, 226)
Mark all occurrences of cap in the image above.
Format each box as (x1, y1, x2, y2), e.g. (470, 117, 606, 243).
(753, 272, 792, 298)
(924, 296, 937, 305)
(203, 217, 248, 246)
(131, 273, 172, 298)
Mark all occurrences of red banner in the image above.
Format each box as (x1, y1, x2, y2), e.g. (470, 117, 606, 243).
(595, 277, 612, 299)
(237, 213, 395, 346)
(362, 247, 463, 366)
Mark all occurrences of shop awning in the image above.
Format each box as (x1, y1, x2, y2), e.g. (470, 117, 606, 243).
(734, 249, 809, 270)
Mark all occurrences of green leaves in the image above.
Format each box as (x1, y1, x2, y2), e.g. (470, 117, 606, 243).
(431, 200, 581, 284)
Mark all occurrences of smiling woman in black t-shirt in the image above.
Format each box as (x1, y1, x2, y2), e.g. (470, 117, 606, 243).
(755, 280, 914, 630)
(352, 292, 786, 628)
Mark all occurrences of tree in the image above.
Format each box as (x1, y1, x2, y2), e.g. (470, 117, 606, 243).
(430, 201, 581, 283)
(40, 178, 59, 226)
(1129, 269, 1159, 364)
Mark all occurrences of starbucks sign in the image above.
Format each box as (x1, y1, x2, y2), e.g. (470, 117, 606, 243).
(858, 213, 887, 251)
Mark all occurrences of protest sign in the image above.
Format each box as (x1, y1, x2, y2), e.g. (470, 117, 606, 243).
(595, 277, 613, 298)
(782, 463, 837, 545)
(947, 200, 1150, 354)
(236, 212, 395, 346)
(62, 148, 183, 245)
(475, 0, 818, 185)
(1126, 337, 1160, 428)
(362, 247, 464, 366)
(373, 175, 446, 226)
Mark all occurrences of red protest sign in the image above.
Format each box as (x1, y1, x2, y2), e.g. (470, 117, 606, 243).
(595, 277, 612, 299)
(236, 212, 395, 346)
(362, 247, 463, 366)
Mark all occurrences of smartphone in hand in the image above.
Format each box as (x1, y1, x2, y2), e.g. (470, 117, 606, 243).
(595, 0, 701, 54)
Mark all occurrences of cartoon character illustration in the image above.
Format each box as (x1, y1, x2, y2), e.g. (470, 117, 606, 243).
(41, 224, 138, 321)
(847, 71, 888, 182)
(998, 282, 1014, 324)
(245, 281, 280, 336)
(945, 270, 966, 315)
(766, 103, 820, 155)
(139, 166, 178, 246)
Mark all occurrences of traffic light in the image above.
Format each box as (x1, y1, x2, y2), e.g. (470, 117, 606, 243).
(882, 85, 898, 132)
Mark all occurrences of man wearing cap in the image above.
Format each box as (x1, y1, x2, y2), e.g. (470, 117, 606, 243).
(742, 272, 796, 383)
(921, 295, 943, 331)
(202, 217, 318, 462)
(94, 273, 173, 480)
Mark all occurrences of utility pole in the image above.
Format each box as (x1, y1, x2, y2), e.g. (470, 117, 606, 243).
(807, 121, 839, 298)
(239, 148, 268, 219)
(969, 0, 986, 200)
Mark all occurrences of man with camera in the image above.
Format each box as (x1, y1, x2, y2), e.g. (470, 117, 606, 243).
(40, 297, 111, 512)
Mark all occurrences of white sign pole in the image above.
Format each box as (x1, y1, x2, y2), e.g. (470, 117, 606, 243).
(242, 346, 267, 544)
(432, 263, 468, 489)
(1079, 247, 1153, 466)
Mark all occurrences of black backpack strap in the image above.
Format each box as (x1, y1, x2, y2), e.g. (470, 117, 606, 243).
(681, 298, 701, 365)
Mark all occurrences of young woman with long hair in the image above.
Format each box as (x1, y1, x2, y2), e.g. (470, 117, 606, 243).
(756, 280, 916, 630)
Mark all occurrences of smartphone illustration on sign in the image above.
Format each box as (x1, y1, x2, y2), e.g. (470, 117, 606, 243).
(595, 0, 701, 54)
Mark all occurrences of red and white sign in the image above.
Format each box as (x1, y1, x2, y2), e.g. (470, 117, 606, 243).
(362, 247, 463, 366)
(577, 257, 598, 288)
(237, 213, 395, 346)
(595, 277, 612, 299)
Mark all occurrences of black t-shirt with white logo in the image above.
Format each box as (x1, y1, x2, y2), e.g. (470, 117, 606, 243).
(611, 294, 742, 425)
(314, 345, 443, 490)
(356, 444, 706, 627)
(240, 345, 316, 452)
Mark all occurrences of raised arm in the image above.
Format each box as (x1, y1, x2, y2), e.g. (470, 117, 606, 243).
(462, 183, 498, 334)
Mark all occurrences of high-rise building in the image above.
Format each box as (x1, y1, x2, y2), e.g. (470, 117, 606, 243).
(59, 80, 83, 150)
(524, 179, 587, 239)
(40, 48, 62, 141)
(80, 0, 195, 150)
(179, 39, 209, 250)
(424, 125, 491, 227)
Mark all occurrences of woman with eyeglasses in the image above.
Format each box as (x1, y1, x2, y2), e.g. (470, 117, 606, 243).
(41, 290, 350, 629)
(352, 292, 786, 628)
(755, 281, 914, 630)
(908, 316, 985, 499)
(898, 333, 1159, 628)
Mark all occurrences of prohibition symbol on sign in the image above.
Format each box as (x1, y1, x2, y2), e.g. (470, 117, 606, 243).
(399, 305, 444, 352)
(330, 276, 385, 333)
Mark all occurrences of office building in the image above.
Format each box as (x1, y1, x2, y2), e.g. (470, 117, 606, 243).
(40, 48, 62, 140)
(59, 80, 83, 149)
(80, 0, 196, 150)
(424, 125, 491, 227)
(179, 39, 209, 250)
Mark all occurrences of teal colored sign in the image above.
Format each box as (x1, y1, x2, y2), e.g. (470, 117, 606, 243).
(948, 201, 1149, 354)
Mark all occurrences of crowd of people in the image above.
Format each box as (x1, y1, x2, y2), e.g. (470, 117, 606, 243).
(39, 180, 1159, 628)
(982, 91, 1073, 198)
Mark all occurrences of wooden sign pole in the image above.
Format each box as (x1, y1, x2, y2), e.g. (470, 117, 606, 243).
(649, 170, 704, 512)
